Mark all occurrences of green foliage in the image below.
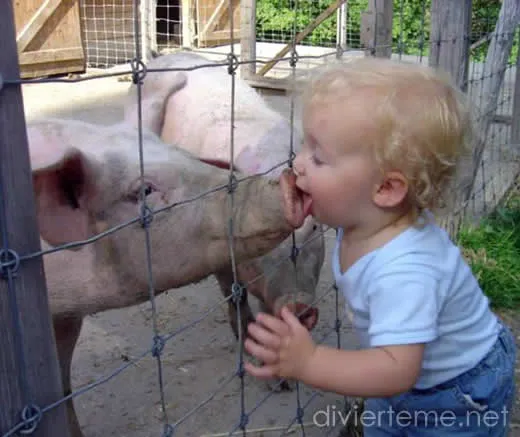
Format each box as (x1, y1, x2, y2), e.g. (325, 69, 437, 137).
(455, 190, 520, 310)
(256, 0, 518, 63)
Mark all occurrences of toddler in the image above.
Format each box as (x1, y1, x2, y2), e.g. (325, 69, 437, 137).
(243, 57, 517, 436)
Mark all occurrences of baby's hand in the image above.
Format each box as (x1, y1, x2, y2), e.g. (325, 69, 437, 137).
(244, 306, 317, 381)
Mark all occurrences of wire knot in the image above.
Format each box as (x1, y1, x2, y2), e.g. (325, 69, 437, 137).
(19, 404, 42, 435)
(335, 318, 342, 332)
(290, 245, 299, 265)
(289, 50, 299, 68)
(226, 53, 239, 75)
(130, 58, 147, 85)
(296, 406, 304, 423)
(0, 248, 20, 280)
(239, 412, 249, 429)
(162, 423, 174, 437)
(152, 335, 165, 357)
(236, 360, 245, 378)
(140, 204, 154, 228)
(231, 282, 245, 304)
(227, 174, 238, 194)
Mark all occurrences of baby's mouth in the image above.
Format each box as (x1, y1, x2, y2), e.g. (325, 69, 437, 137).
(296, 186, 313, 217)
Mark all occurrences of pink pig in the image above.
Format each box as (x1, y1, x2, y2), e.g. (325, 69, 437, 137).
(29, 76, 313, 437)
(124, 52, 325, 348)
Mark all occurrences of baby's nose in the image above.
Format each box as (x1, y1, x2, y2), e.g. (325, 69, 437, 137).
(292, 153, 305, 176)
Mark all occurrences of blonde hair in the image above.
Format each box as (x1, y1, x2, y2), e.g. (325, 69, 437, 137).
(301, 57, 474, 221)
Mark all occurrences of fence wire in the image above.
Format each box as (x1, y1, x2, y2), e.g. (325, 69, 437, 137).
(1, 1, 519, 437)
(2, 0, 347, 435)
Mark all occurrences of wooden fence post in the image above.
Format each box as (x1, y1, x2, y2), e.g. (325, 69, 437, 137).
(429, 0, 472, 91)
(361, 0, 393, 58)
(240, 0, 256, 80)
(0, 1, 71, 436)
(428, 0, 473, 234)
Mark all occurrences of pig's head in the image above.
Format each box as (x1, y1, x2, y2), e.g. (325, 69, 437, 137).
(28, 118, 310, 298)
(267, 216, 324, 330)
(240, 215, 324, 331)
(234, 119, 304, 179)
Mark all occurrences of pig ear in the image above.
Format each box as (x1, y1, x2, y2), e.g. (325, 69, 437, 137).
(31, 143, 97, 247)
(123, 71, 188, 135)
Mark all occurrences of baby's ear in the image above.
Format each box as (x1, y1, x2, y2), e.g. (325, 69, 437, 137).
(372, 171, 409, 208)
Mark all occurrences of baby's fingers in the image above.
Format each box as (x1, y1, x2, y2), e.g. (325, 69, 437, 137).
(248, 321, 282, 351)
(255, 312, 291, 337)
(244, 337, 279, 365)
(244, 360, 278, 380)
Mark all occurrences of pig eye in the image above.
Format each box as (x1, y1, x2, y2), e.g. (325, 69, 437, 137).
(127, 182, 157, 203)
(143, 184, 154, 196)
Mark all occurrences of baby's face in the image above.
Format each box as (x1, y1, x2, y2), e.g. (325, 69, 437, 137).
(292, 96, 383, 230)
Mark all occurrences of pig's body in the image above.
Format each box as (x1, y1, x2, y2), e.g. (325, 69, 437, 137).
(127, 51, 299, 177)
(124, 52, 325, 351)
(30, 78, 317, 437)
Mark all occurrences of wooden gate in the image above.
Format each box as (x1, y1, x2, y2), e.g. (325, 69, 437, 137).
(195, 0, 241, 47)
(13, 0, 85, 79)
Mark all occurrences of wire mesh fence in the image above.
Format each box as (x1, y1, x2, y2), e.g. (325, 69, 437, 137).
(1, 1, 519, 437)
(237, 0, 520, 235)
(3, 0, 351, 436)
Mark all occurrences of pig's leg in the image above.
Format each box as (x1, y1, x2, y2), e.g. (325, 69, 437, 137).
(217, 263, 294, 392)
(214, 268, 255, 342)
(54, 316, 84, 437)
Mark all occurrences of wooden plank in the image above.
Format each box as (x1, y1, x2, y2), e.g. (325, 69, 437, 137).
(16, 0, 63, 52)
(198, 0, 228, 40)
(0, 1, 72, 436)
(198, 29, 240, 41)
(468, 0, 520, 207)
(197, 0, 241, 46)
(435, 0, 520, 231)
(182, 0, 194, 47)
(13, 0, 85, 77)
(360, 0, 393, 57)
(196, 0, 241, 47)
(19, 59, 85, 78)
(19, 47, 84, 65)
(257, 0, 347, 77)
(196, 0, 220, 44)
(428, 0, 473, 231)
(240, 0, 256, 78)
(428, 0, 472, 91)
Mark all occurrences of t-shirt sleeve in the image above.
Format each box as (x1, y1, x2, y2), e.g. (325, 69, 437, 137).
(366, 267, 440, 347)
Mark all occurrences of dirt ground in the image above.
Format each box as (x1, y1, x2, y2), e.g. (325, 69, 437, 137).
(19, 62, 520, 437)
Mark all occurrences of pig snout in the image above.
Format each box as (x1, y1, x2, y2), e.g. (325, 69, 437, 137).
(270, 294, 319, 331)
(280, 168, 309, 230)
(283, 302, 319, 331)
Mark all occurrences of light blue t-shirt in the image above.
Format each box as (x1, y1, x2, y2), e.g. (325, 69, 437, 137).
(332, 214, 500, 389)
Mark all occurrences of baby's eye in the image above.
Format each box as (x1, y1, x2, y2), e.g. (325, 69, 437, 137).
(311, 154, 324, 166)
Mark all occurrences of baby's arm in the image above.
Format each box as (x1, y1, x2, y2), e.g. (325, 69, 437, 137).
(297, 340, 425, 397)
(308, 269, 439, 396)
(245, 269, 440, 398)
